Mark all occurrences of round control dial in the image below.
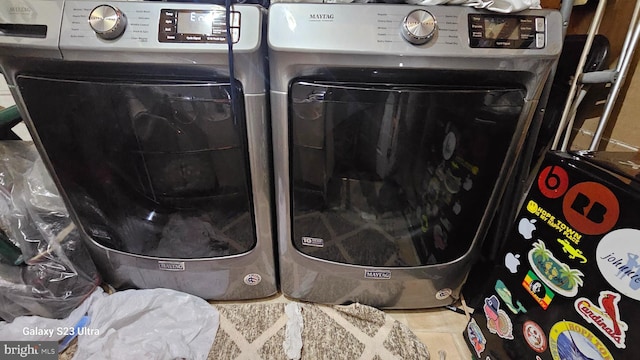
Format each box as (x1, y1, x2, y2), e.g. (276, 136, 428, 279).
(89, 5, 127, 40)
(401, 10, 437, 45)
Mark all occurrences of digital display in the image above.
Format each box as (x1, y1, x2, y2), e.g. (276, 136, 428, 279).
(483, 18, 519, 40)
(160, 9, 240, 44)
(177, 11, 219, 35)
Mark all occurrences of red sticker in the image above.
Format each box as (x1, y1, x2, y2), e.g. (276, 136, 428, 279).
(538, 165, 569, 199)
(562, 182, 619, 235)
(523, 320, 548, 353)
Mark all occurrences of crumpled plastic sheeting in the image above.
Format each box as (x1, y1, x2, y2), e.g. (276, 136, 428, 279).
(73, 288, 219, 360)
(0, 141, 99, 321)
(0, 287, 106, 341)
(283, 302, 303, 360)
(405, 0, 541, 13)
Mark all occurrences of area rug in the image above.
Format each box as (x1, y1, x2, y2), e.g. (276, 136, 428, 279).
(207, 302, 430, 360)
(60, 302, 430, 360)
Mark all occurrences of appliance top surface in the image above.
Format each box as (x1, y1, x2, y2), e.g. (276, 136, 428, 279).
(268, 3, 563, 59)
(0, 1, 264, 61)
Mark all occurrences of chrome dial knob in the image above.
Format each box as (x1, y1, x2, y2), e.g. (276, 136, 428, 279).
(401, 10, 437, 45)
(89, 5, 127, 40)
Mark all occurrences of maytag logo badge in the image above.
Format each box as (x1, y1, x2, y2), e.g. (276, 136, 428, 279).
(158, 261, 185, 271)
(8, 6, 33, 15)
(309, 13, 335, 22)
(364, 269, 391, 280)
(302, 236, 324, 248)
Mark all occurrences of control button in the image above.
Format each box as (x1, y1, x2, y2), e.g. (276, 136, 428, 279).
(162, 10, 176, 18)
(159, 34, 177, 42)
(231, 28, 240, 43)
(535, 17, 545, 32)
(230, 12, 240, 27)
(162, 26, 176, 34)
(536, 33, 545, 48)
(471, 31, 482, 38)
(401, 9, 437, 45)
(89, 5, 127, 40)
(163, 18, 176, 25)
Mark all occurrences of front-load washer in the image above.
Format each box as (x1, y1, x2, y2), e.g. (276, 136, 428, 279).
(0, 0, 276, 300)
(269, 3, 563, 308)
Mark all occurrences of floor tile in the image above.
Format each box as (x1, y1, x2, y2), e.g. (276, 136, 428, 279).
(412, 331, 470, 360)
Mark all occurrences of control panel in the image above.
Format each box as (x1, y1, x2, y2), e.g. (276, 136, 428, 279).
(268, 3, 562, 58)
(158, 9, 240, 44)
(468, 14, 546, 49)
(58, 1, 262, 59)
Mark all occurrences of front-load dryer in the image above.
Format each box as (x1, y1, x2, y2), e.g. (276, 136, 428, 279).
(0, 0, 276, 300)
(269, 3, 563, 308)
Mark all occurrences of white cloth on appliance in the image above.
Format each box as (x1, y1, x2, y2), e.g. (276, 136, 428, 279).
(72, 288, 219, 360)
(405, 0, 541, 13)
(0, 287, 106, 341)
(283, 302, 304, 360)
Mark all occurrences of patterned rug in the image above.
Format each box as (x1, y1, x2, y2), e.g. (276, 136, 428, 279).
(208, 302, 429, 360)
(60, 302, 429, 360)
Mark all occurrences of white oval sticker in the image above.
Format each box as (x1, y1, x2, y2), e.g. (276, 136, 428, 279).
(596, 228, 640, 301)
(435, 288, 452, 300)
(244, 273, 262, 286)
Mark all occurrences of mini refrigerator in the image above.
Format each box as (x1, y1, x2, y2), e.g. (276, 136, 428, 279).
(464, 150, 640, 359)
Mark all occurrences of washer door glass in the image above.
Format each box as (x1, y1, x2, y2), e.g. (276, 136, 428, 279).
(17, 75, 256, 259)
(289, 80, 525, 266)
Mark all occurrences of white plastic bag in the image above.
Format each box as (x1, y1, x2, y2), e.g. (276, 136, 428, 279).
(405, 0, 541, 12)
(0, 287, 105, 342)
(73, 288, 219, 360)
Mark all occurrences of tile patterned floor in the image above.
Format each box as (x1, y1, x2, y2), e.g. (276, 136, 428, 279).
(387, 307, 473, 360)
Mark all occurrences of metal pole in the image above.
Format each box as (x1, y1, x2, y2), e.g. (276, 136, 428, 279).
(551, 0, 608, 150)
(589, 0, 640, 150)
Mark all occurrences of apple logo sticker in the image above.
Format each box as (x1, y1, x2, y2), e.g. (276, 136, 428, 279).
(518, 218, 537, 240)
(453, 201, 462, 215)
(505, 252, 521, 273)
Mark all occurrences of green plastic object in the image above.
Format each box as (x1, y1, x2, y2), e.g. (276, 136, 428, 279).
(0, 228, 23, 265)
(0, 105, 21, 127)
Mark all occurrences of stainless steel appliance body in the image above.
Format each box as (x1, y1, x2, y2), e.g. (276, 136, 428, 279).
(269, 3, 563, 308)
(0, 0, 277, 300)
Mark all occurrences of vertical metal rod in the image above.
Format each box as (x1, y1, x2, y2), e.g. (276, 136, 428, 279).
(589, 0, 640, 150)
(551, 0, 608, 150)
(560, 0, 576, 35)
(561, 88, 588, 150)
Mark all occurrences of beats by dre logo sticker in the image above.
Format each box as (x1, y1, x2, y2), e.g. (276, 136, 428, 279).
(537, 165, 569, 199)
(538, 165, 619, 235)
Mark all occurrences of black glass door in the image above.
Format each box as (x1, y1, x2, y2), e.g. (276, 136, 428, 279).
(289, 80, 525, 266)
(18, 75, 256, 259)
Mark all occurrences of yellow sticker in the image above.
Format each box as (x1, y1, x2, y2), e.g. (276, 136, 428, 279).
(549, 321, 613, 360)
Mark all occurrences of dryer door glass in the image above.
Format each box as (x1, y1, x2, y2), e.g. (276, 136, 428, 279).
(17, 75, 256, 259)
(289, 81, 525, 266)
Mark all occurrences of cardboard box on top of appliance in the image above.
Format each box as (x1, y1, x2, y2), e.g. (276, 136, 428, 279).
(463, 150, 640, 360)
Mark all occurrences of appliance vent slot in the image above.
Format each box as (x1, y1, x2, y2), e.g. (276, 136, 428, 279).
(0, 24, 47, 38)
